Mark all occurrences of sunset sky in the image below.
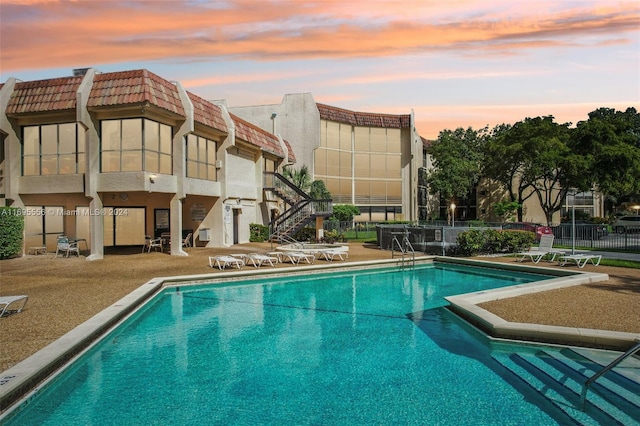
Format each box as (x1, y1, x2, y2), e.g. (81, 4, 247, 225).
(1, 0, 639, 139)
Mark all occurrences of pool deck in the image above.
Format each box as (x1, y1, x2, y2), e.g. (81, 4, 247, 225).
(1, 254, 639, 415)
(440, 257, 638, 351)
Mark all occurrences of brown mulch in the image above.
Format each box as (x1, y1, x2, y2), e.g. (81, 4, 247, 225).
(0, 243, 638, 372)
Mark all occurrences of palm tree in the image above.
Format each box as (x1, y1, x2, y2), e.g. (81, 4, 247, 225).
(283, 165, 312, 193)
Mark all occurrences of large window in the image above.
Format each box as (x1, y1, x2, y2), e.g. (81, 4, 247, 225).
(22, 123, 85, 175)
(23, 206, 64, 249)
(316, 121, 402, 207)
(101, 118, 172, 173)
(186, 134, 217, 180)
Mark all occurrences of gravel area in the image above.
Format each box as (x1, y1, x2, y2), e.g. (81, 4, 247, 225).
(1, 243, 638, 372)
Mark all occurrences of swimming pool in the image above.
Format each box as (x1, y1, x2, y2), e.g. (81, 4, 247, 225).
(2, 262, 637, 425)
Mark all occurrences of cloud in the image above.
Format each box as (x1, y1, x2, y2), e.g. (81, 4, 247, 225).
(1, 0, 638, 72)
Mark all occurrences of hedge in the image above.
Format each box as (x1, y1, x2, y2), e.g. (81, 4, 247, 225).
(0, 207, 24, 259)
(456, 229, 535, 257)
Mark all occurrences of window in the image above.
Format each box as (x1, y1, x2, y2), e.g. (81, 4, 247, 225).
(186, 134, 217, 180)
(22, 123, 85, 175)
(101, 118, 172, 173)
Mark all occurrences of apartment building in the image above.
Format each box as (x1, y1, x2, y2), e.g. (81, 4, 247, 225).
(0, 68, 292, 259)
(230, 94, 423, 222)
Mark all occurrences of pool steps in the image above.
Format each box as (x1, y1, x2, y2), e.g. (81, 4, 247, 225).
(492, 347, 640, 425)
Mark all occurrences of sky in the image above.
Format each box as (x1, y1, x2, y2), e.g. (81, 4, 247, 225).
(1, 0, 639, 139)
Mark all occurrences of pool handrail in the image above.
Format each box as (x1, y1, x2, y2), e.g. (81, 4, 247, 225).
(580, 339, 640, 409)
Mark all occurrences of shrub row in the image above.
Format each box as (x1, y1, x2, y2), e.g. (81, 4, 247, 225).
(456, 229, 535, 257)
(0, 207, 24, 259)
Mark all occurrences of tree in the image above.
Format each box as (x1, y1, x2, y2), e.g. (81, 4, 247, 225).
(492, 200, 520, 222)
(570, 107, 640, 208)
(514, 116, 584, 225)
(482, 123, 537, 221)
(282, 164, 312, 193)
(427, 127, 487, 219)
(309, 180, 332, 200)
(331, 204, 360, 222)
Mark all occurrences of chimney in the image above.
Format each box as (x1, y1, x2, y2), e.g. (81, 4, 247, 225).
(73, 68, 90, 77)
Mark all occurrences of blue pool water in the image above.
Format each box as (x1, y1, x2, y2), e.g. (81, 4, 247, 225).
(6, 263, 569, 425)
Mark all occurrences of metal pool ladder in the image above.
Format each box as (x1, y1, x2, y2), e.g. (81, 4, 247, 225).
(580, 340, 640, 409)
(390, 230, 415, 266)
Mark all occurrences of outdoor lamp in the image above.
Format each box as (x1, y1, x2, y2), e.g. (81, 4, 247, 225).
(450, 203, 456, 227)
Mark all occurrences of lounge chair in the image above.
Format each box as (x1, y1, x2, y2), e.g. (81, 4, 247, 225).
(0, 295, 28, 317)
(281, 252, 315, 265)
(55, 236, 80, 258)
(515, 235, 564, 264)
(209, 255, 244, 270)
(246, 253, 279, 268)
(316, 249, 349, 261)
(558, 254, 602, 268)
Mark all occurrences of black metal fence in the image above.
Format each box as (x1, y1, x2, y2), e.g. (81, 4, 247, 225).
(324, 221, 640, 254)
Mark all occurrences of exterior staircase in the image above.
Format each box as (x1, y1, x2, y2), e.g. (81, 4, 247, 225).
(263, 172, 332, 242)
(492, 345, 640, 425)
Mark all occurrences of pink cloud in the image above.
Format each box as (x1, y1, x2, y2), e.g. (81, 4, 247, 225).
(1, 0, 638, 72)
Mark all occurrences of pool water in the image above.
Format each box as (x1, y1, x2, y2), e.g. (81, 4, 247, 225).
(6, 263, 569, 425)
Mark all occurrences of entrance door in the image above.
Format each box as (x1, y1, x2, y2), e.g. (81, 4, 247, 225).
(233, 209, 240, 244)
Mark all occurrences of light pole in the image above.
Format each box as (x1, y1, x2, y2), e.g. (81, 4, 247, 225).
(450, 203, 456, 227)
(571, 196, 576, 255)
(633, 205, 640, 216)
(568, 189, 577, 255)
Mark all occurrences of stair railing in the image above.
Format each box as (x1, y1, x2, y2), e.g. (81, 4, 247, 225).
(264, 171, 333, 240)
(580, 340, 640, 409)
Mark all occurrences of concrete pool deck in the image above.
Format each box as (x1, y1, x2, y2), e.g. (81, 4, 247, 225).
(2, 254, 638, 414)
(440, 257, 638, 350)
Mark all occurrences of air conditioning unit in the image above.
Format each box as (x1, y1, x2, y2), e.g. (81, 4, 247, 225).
(199, 228, 211, 241)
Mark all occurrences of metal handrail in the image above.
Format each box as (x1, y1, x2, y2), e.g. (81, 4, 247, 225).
(390, 229, 415, 266)
(580, 340, 640, 409)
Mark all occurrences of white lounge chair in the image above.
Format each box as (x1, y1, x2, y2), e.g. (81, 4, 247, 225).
(0, 295, 28, 317)
(281, 252, 315, 265)
(558, 254, 602, 268)
(316, 249, 349, 261)
(209, 255, 244, 270)
(515, 235, 564, 264)
(246, 253, 279, 268)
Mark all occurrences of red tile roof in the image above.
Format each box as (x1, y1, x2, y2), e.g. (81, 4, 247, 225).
(317, 103, 411, 128)
(5, 76, 82, 114)
(421, 136, 434, 148)
(187, 91, 228, 133)
(282, 139, 296, 163)
(230, 113, 285, 157)
(87, 69, 185, 116)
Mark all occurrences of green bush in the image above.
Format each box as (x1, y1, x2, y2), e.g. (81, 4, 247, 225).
(249, 223, 269, 242)
(456, 229, 486, 256)
(0, 207, 24, 259)
(293, 227, 316, 242)
(456, 229, 535, 256)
